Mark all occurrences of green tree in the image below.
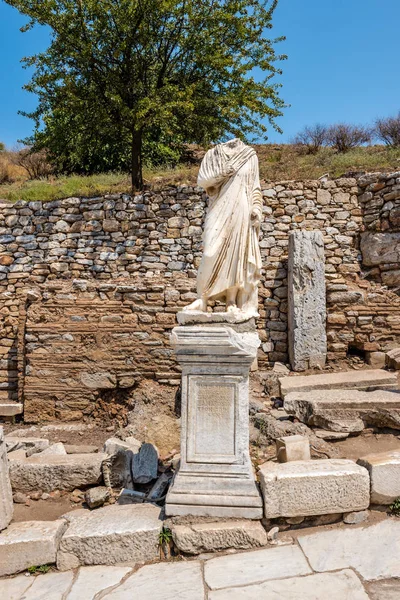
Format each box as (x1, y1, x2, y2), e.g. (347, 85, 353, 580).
(6, 0, 286, 189)
(0, 142, 5, 153)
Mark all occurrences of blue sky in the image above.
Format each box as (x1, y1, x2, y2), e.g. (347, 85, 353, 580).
(0, 0, 399, 147)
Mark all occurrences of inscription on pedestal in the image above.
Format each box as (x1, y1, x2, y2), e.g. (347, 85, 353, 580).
(187, 377, 238, 464)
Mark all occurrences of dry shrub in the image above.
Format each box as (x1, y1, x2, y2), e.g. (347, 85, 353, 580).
(12, 148, 53, 180)
(375, 113, 400, 148)
(326, 124, 372, 153)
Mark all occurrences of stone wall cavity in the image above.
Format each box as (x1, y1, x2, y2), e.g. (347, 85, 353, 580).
(0, 173, 400, 421)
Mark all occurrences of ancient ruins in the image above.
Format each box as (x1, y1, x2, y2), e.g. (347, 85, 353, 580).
(0, 160, 400, 597)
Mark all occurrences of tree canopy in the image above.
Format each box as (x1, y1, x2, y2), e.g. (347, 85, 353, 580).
(6, 0, 286, 189)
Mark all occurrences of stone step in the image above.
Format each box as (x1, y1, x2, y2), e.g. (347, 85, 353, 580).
(57, 504, 162, 570)
(259, 459, 370, 518)
(9, 453, 106, 492)
(0, 403, 23, 416)
(280, 369, 398, 397)
(0, 519, 67, 576)
(284, 389, 400, 432)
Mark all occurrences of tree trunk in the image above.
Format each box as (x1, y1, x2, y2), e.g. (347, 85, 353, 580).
(131, 128, 143, 191)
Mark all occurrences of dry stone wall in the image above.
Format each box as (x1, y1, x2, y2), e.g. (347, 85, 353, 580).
(0, 173, 400, 421)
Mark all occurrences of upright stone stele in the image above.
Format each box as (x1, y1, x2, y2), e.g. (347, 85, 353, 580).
(0, 426, 13, 530)
(288, 230, 327, 371)
(165, 138, 263, 518)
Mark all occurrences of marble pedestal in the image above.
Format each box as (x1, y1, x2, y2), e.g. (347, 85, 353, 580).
(165, 312, 263, 518)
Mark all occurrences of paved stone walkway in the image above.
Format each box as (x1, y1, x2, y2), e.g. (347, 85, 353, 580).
(1, 519, 400, 599)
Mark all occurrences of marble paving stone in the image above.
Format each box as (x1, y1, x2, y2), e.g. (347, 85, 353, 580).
(20, 571, 74, 600)
(101, 561, 205, 600)
(366, 579, 400, 600)
(298, 519, 400, 581)
(208, 569, 369, 599)
(0, 574, 34, 600)
(66, 565, 132, 600)
(204, 544, 311, 590)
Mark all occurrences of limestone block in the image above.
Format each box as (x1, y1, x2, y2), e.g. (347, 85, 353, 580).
(208, 570, 369, 600)
(103, 436, 141, 455)
(361, 231, 400, 266)
(39, 442, 67, 455)
(57, 504, 162, 569)
(172, 520, 268, 554)
(276, 435, 311, 463)
(280, 369, 398, 396)
(386, 347, 400, 370)
(288, 230, 327, 371)
(284, 388, 400, 432)
(85, 486, 111, 509)
(0, 427, 13, 531)
(259, 459, 370, 518)
(0, 403, 23, 416)
(366, 351, 386, 369)
(0, 519, 67, 576)
(358, 450, 400, 504)
(10, 453, 106, 492)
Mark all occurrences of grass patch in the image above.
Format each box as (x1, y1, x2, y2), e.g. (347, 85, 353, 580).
(1, 145, 400, 202)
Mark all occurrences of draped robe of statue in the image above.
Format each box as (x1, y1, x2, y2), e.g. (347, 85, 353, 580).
(185, 138, 262, 315)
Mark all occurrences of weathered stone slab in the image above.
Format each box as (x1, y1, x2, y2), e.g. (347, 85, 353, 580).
(288, 230, 327, 371)
(172, 520, 268, 554)
(5, 436, 50, 456)
(21, 571, 74, 600)
(298, 519, 400, 580)
(101, 562, 205, 600)
(284, 388, 400, 432)
(85, 486, 111, 509)
(0, 427, 13, 531)
(358, 450, 400, 504)
(259, 459, 370, 518)
(10, 453, 106, 492)
(276, 435, 310, 462)
(361, 231, 400, 266)
(204, 545, 311, 590)
(209, 570, 369, 599)
(57, 504, 162, 570)
(103, 436, 141, 455)
(0, 519, 67, 576)
(40, 442, 67, 455)
(386, 347, 400, 370)
(66, 565, 131, 600)
(280, 369, 398, 396)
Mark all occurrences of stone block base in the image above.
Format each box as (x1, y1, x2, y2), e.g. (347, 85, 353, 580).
(166, 472, 263, 519)
(358, 450, 400, 504)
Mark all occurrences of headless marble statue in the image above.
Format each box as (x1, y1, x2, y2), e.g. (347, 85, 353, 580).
(185, 138, 262, 316)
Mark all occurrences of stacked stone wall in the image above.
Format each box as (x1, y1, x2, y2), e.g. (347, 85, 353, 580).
(0, 172, 399, 421)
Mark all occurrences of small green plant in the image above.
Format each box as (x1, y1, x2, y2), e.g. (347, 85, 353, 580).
(390, 498, 400, 516)
(27, 564, 51, 575)
(159, 527, 173, 545)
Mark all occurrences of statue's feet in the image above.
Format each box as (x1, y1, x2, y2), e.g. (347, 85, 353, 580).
(183, 298, 207, 312)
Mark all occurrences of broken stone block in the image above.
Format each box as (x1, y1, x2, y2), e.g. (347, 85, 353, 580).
(288, 230, 327, 372)
(5, 437, 50, 456)
(10, 453, 106, 493)
(276, 435, 311, 463)
(343, 510, 369, 525)
(57, 504, 162, 570)
(103, 437, 141, 455)
(284, 389, 400, 432)
(172, 520, 268, 554)
(358, 450, 400, 504)
(65, 445, 98, 454)
(7, 449, 27, 461)
(0, 427, 13, 531)
(0, 519, 67, 576)
(102, 450, 134, 489)
(280, 369, 398, 397)
(386, 348, 400, 370)
(132, 443, 158, 484)
(147, 472, 172, 501)
(40, 442, 67, 456)
(0, 403, 23, 417)
(85, 486, 111, 509)
(259, 459, 370, 518)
